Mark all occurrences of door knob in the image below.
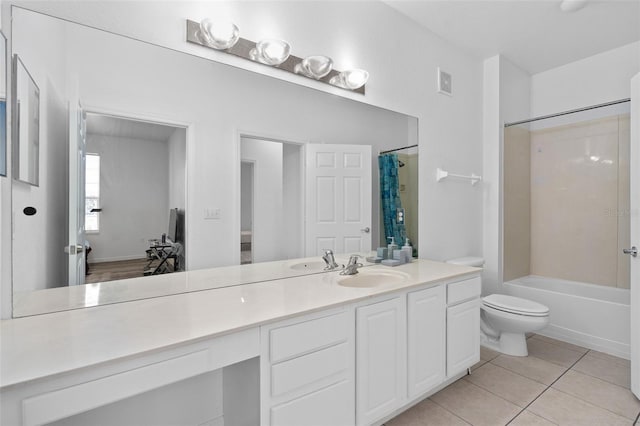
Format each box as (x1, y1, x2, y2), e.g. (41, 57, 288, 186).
(360, 227, 370, 233)
(64, 245, 85, 255)
(623, 246, 637, 257)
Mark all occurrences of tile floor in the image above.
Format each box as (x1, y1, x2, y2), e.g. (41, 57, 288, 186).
(386, 335, 640, 426)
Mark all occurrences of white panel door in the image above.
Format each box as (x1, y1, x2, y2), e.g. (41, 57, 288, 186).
(408, 286, 445, 399)
(305, 144, 372, 257)
(446, 299, 480, 378)
(630, 73, 639, 398)
(356, 297, 406, 426)
(67, 100, 86, 285)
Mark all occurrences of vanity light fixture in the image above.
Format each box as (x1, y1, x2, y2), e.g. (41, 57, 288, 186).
(197, 19, 240, 50)
(329, 69, 369, 90)
(295, 55, 333, 80)
(250, 39, 291, 66)
(185, 19, 367, 94)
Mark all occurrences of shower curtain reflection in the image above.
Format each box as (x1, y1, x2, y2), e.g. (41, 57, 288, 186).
(379, 153, 407, 250)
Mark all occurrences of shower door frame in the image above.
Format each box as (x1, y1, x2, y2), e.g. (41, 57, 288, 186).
(630, 73, 639, 399)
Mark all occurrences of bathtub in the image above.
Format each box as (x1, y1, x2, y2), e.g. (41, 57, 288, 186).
(504, 275, 631, 359)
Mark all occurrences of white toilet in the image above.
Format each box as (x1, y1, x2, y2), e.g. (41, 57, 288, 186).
(446, 257, 550, 356)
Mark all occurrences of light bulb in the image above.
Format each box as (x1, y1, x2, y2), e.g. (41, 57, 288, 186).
(330, 69, 369, 90)
(250, 39, 291, 66)
(295, 56, 333, 80)
(198, 19, 239, 50)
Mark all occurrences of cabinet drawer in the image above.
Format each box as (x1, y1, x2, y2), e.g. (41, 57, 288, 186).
(270, 379, 354, 426)
(271, 342, 349, 397)
(270, 311, 349, 363)
(447, 276, 481, 305)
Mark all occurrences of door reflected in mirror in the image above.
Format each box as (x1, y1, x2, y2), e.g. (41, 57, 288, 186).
(240, 137, 378, 264)
(82, 113, 187, 284)
(240, 137, 305, 264)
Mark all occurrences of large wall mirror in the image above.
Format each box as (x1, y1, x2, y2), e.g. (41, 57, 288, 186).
(10, 7, 418, 317)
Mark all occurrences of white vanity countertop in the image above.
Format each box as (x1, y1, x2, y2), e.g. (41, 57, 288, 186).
(12, 254, 376, 317)
(1, 259, 480, 389)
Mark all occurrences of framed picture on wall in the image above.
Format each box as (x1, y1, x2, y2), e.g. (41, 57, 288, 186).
(12, 54, 40, 186)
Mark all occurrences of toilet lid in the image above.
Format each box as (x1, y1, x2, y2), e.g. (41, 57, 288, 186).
(483, 294, 549, 316)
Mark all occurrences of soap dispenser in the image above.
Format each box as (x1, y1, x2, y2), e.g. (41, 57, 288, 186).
(387, 236, 398, 259)
(402, 238, 413, 262)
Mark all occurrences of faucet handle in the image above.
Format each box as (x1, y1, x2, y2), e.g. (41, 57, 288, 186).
(322, 249, 340, 270)
(347, 254, 360, 265)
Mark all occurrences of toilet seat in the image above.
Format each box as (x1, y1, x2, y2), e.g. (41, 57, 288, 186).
(482, 294, 549, 317)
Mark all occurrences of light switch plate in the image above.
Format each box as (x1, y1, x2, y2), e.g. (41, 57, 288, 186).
(437, 67, 452, 96)
(204, 208, 221, 220)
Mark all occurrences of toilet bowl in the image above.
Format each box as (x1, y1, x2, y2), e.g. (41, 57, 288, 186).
(446, 257, 550, 357)
(480, 294, 549, 356)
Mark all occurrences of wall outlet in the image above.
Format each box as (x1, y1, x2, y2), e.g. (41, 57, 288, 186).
(437, 67, 452, 96)
(204, 208, 221, 220)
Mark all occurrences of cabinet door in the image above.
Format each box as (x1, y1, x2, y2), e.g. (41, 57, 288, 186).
(446, 299, 480, 377)
(356, 297, 406, 426)
(407, 286, 445, 399)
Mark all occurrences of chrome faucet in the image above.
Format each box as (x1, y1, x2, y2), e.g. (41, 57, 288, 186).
(322, 249, 340, 270)
(340, 255, 363, 275)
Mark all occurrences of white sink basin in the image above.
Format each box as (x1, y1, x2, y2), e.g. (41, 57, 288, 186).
(289, 261, 328, 271)
(337, 270, 409, 288)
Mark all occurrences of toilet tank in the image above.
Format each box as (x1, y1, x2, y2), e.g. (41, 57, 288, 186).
(446, 257, 485, 267)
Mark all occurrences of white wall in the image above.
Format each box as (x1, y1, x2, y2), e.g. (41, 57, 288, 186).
(1, 1, 484, 317)
(85, 134, 169, 263)
(11, 12, 68, 292)
(482, 55, 531, 295)
(241, 137, 284, 263)
(531, 41, 640, 117)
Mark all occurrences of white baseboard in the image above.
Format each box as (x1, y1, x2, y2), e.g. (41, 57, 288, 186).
(537, 324, 630, 360)
(200, 415, 224, 426)
(90, 255, 146, 264)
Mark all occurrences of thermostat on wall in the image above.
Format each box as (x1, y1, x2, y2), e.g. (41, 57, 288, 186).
(437, 67, 452, 96)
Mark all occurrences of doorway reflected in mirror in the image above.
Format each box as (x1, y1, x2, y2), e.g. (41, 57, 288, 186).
(82, 113, 187, 283)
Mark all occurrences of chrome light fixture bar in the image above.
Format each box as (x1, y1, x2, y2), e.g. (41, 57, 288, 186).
(186, 19, 366, 94)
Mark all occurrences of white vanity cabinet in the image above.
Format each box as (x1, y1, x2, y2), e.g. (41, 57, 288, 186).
(446, 277, 481, 377)
(1, 259, 483, 426)
(355, 296, 407, 426)
(260, 308, 356, 426)
(407, 285, 446, 399)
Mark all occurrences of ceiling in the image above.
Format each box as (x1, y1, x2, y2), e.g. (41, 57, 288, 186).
(86, 114, 179, 142)
(384, 0, 640, 74)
